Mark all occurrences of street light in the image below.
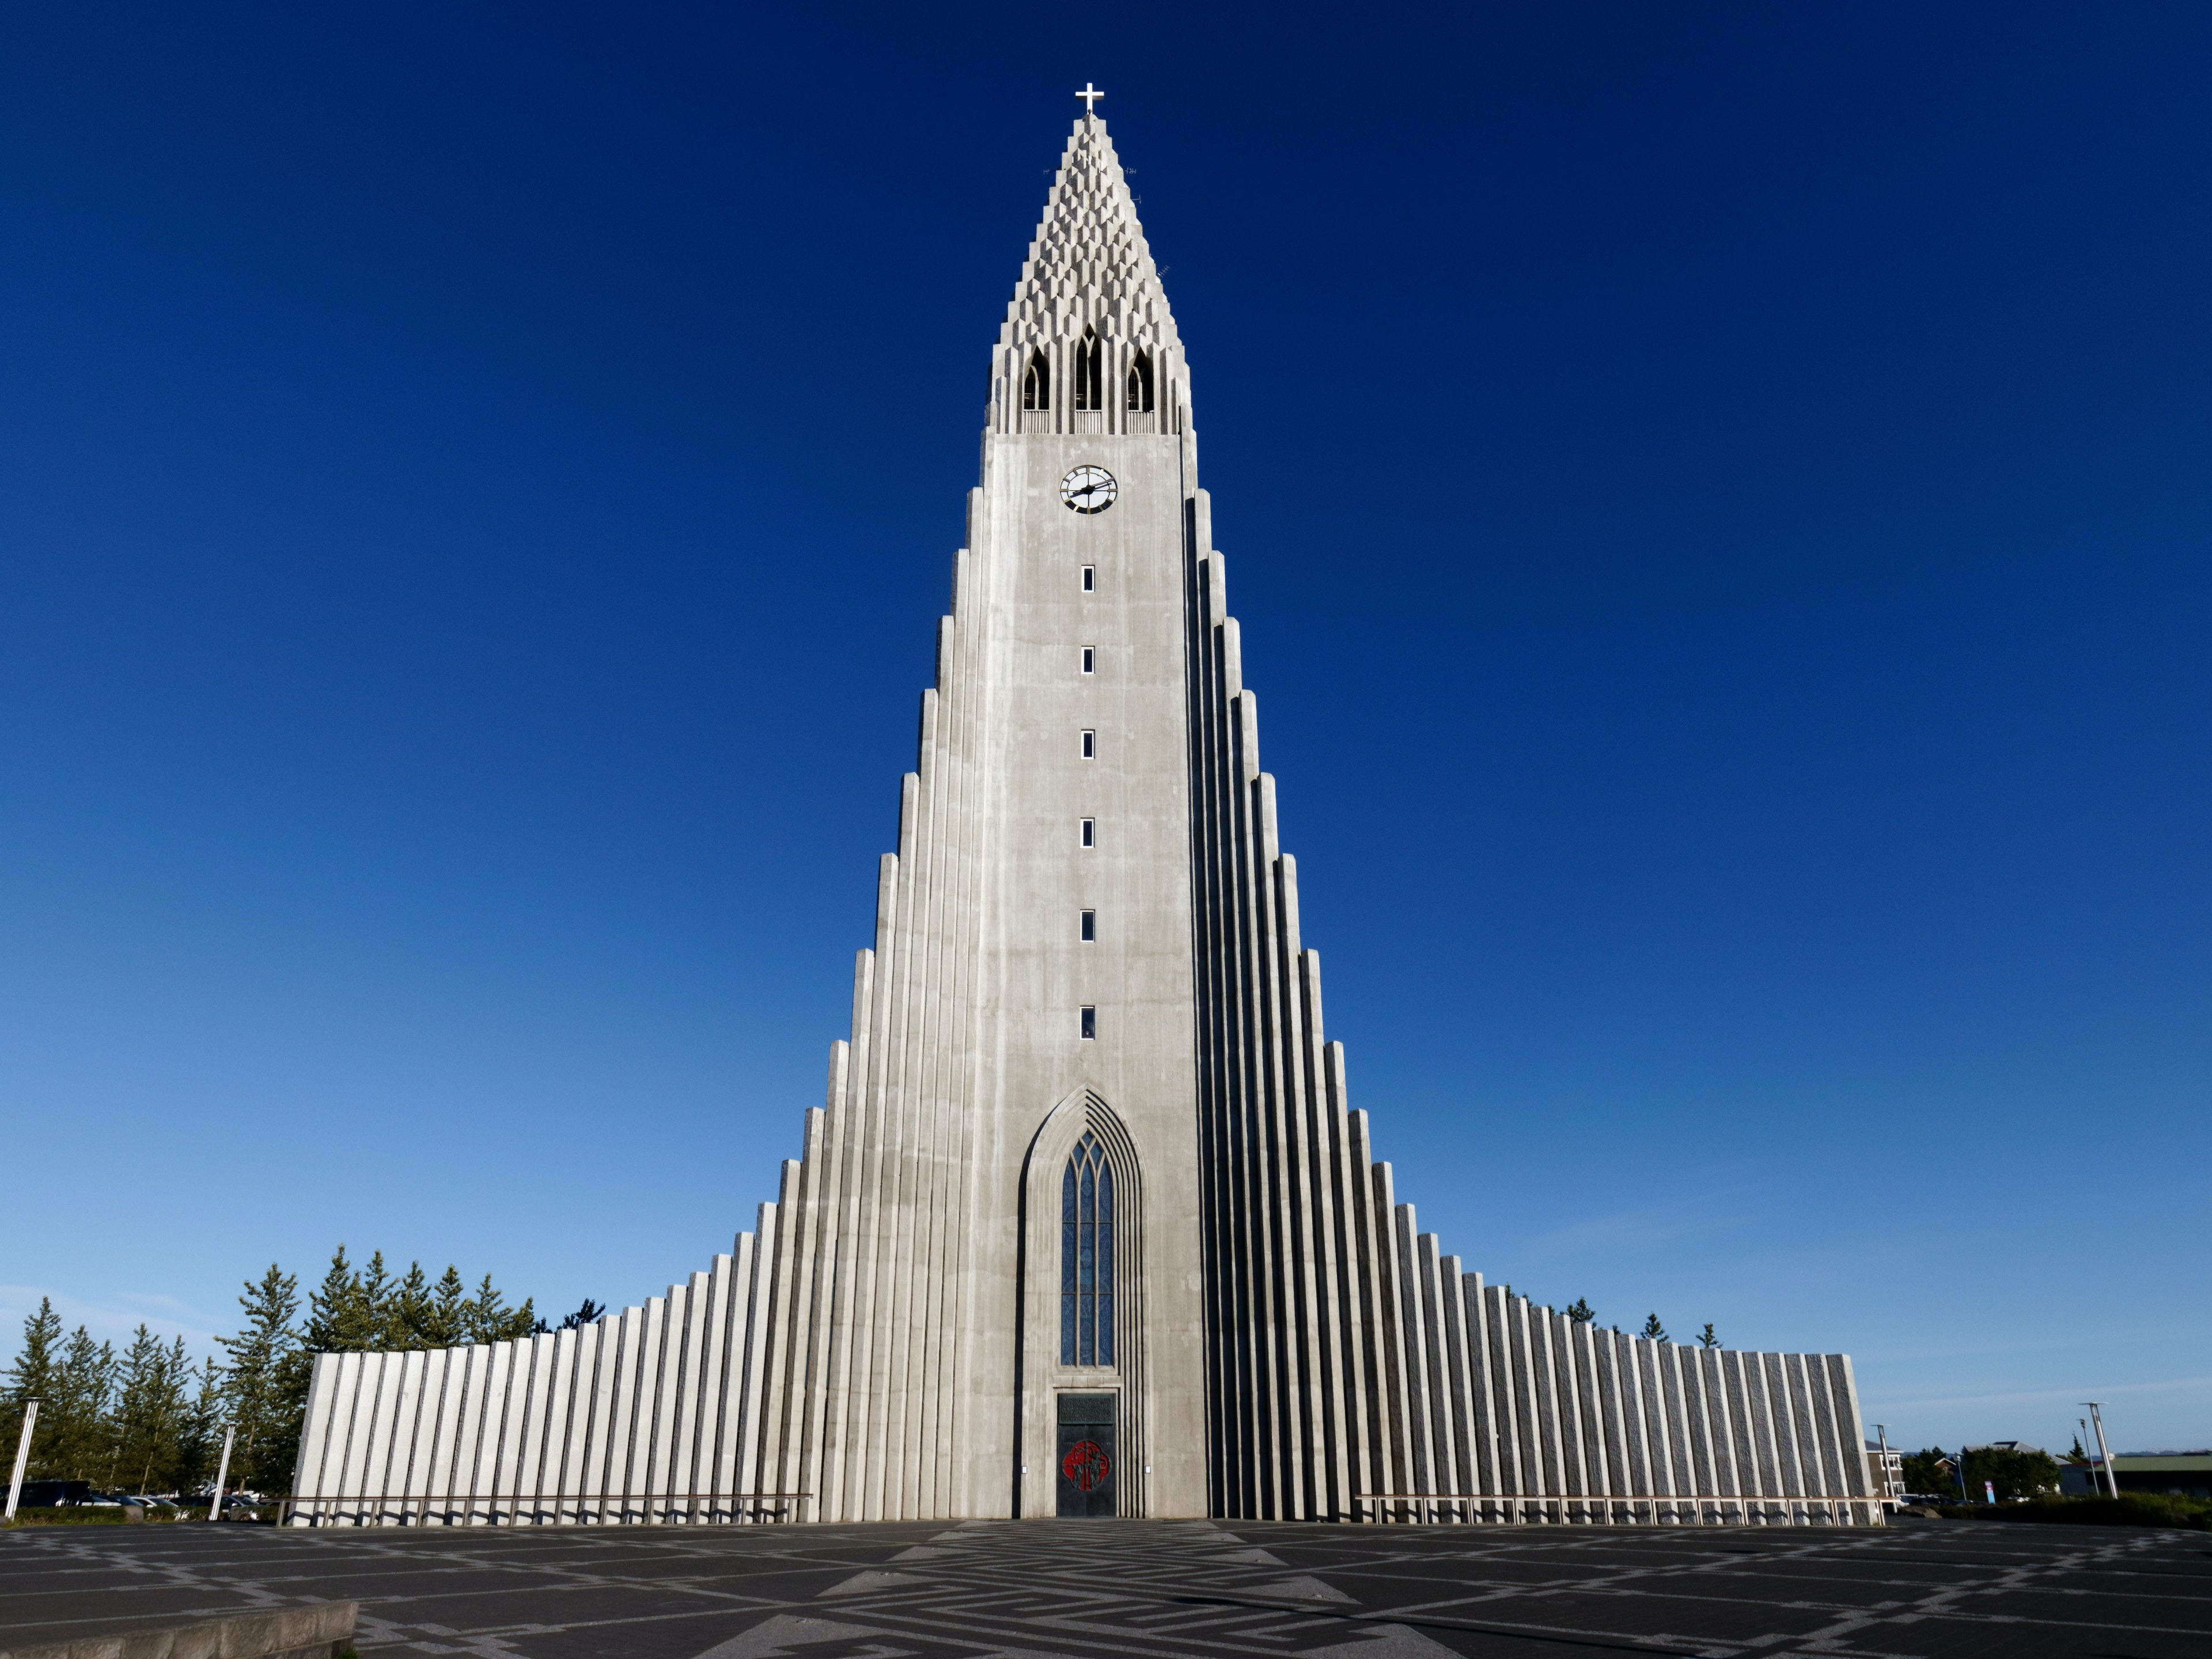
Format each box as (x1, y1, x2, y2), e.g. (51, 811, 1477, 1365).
(206, 1425, 236, 1523)
(2082, 1402, 2119, 1499)
(5, 1399, 39, 1522)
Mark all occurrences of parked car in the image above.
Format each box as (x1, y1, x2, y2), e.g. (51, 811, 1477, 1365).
(10, 1480, 92, 1508)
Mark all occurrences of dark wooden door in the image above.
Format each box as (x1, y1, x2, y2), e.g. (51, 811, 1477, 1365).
(1055, 1393, 1117, 1517)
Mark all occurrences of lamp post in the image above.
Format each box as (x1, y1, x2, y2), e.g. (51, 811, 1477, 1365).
(5, 1400, 39, 1522)
(2083, 1402, 2119, 1499)
(206, 1425, 235, 1522)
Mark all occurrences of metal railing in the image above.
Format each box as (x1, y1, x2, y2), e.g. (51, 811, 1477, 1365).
(280, 1490, 812, 1528)
(1352, 1491, 1884, 1527)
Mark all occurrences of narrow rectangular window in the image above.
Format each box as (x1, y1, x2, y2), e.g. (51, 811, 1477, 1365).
(1081, 729, 1094, 759)
(1081, 565, 1096, 592)
(1080, 817, 1094, 847)
(1080, 1006, 1096, 1040)
(1080, 909, 1095, 941)
(1081, 646, 1095, 675)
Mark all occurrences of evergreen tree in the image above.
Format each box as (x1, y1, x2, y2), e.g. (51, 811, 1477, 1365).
(558, 1299, 605, 1331)
(177, 1354, 226, 1494)
(1698, 1323, 1720, 1348)
(294, 1248, 535, 1355)
(301, 1248, 376, 1354)
(1640, 1313, 1667, 1342)
(218, 1264, 302, 1492)
(390, 1262, 433, 1349)
(112, 1327, 193, 1494)
(1, 1298, 62, 1476)
(1564, 1298, 1595, 1324)
(356, 1251, 395, 1346)
(420, 1267, 469, 1348)
(43, 1327, 118, 1482)
(462, 1275, 536, 1344)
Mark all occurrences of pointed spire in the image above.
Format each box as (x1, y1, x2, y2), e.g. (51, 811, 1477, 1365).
(991, 114, 1188, 434)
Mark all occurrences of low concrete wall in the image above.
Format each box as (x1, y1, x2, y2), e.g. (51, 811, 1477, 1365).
(0, 1600, 357, 1659)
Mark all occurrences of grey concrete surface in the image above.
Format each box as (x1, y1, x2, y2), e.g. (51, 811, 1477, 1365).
(5, 1519, 2205, 1658)
(0, 1594, 354, 1659)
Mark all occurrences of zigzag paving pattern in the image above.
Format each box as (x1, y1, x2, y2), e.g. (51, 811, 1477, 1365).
(3, 1520, 2207, 1658)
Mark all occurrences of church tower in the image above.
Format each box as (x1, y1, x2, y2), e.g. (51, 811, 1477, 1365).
(290, 105, 1878, 1529)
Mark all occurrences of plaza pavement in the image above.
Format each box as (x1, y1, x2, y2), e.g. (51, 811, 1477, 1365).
(2, 1517, 2206, 1658)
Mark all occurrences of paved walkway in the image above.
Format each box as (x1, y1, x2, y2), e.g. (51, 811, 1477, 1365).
(3, 1517, 2206, 1657)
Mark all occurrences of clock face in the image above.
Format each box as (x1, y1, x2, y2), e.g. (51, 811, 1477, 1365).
(1061, 465, 1117, 514)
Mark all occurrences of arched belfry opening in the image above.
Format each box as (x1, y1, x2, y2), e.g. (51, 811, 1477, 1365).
(1071, 328, 1104, 412)
(1021, 1089, 1148, 1517)
(1022, 349, 1050, 411)
(1125, 350, 1153, 414)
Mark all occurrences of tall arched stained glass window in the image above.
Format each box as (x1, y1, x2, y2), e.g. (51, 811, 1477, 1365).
(1060, 1132, 1115, 1365)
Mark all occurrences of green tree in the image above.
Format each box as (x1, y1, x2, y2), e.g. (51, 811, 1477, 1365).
(462, 1275, 535, 1344)
(1959, 1444, 2062, 1501)
(355, 1252, 395, 1344)
(1900, 1447, 1952, 1497)
(41, 1326, 118, 1481)
(300, 1248, 377, 1354)
(1641, 1313, 1667, 1342)
(558, 1299, 604, 1331)
(111, 1328, 195, 1494)
(218, 1264, 302, 1492)
(1697, 1323, 1720, 1349)
(420, 1267, 469, 1347)
(177, 1355, 226, 1494)
(389, 1263, 433, 1348)
(296, 1246, 536, 1357)
(1, 1298, 63, 1476)
(1564, 1298, 1595, 1324)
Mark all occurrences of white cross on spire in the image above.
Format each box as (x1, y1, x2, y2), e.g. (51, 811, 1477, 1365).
(1075, 82, 1104, 115)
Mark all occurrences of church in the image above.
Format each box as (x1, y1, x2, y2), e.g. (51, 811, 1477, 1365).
(290, 101, 1878, 1528)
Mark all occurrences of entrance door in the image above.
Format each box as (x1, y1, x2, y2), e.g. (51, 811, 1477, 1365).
(1055, 1393, 1117, 1517)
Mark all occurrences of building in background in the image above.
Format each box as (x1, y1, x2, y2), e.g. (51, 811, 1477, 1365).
(1865, 1441, 1904, 1505)
(2061, 1453, 2212, 1499)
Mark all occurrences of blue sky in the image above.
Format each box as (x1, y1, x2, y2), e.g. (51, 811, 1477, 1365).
(3, 3, 2206, 1457)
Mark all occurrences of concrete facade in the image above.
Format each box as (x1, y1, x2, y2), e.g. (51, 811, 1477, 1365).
(290, 111, 1876, 1528)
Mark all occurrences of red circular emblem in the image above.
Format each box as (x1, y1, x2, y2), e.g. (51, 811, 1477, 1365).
(1061, 1439, 1111, 1493)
